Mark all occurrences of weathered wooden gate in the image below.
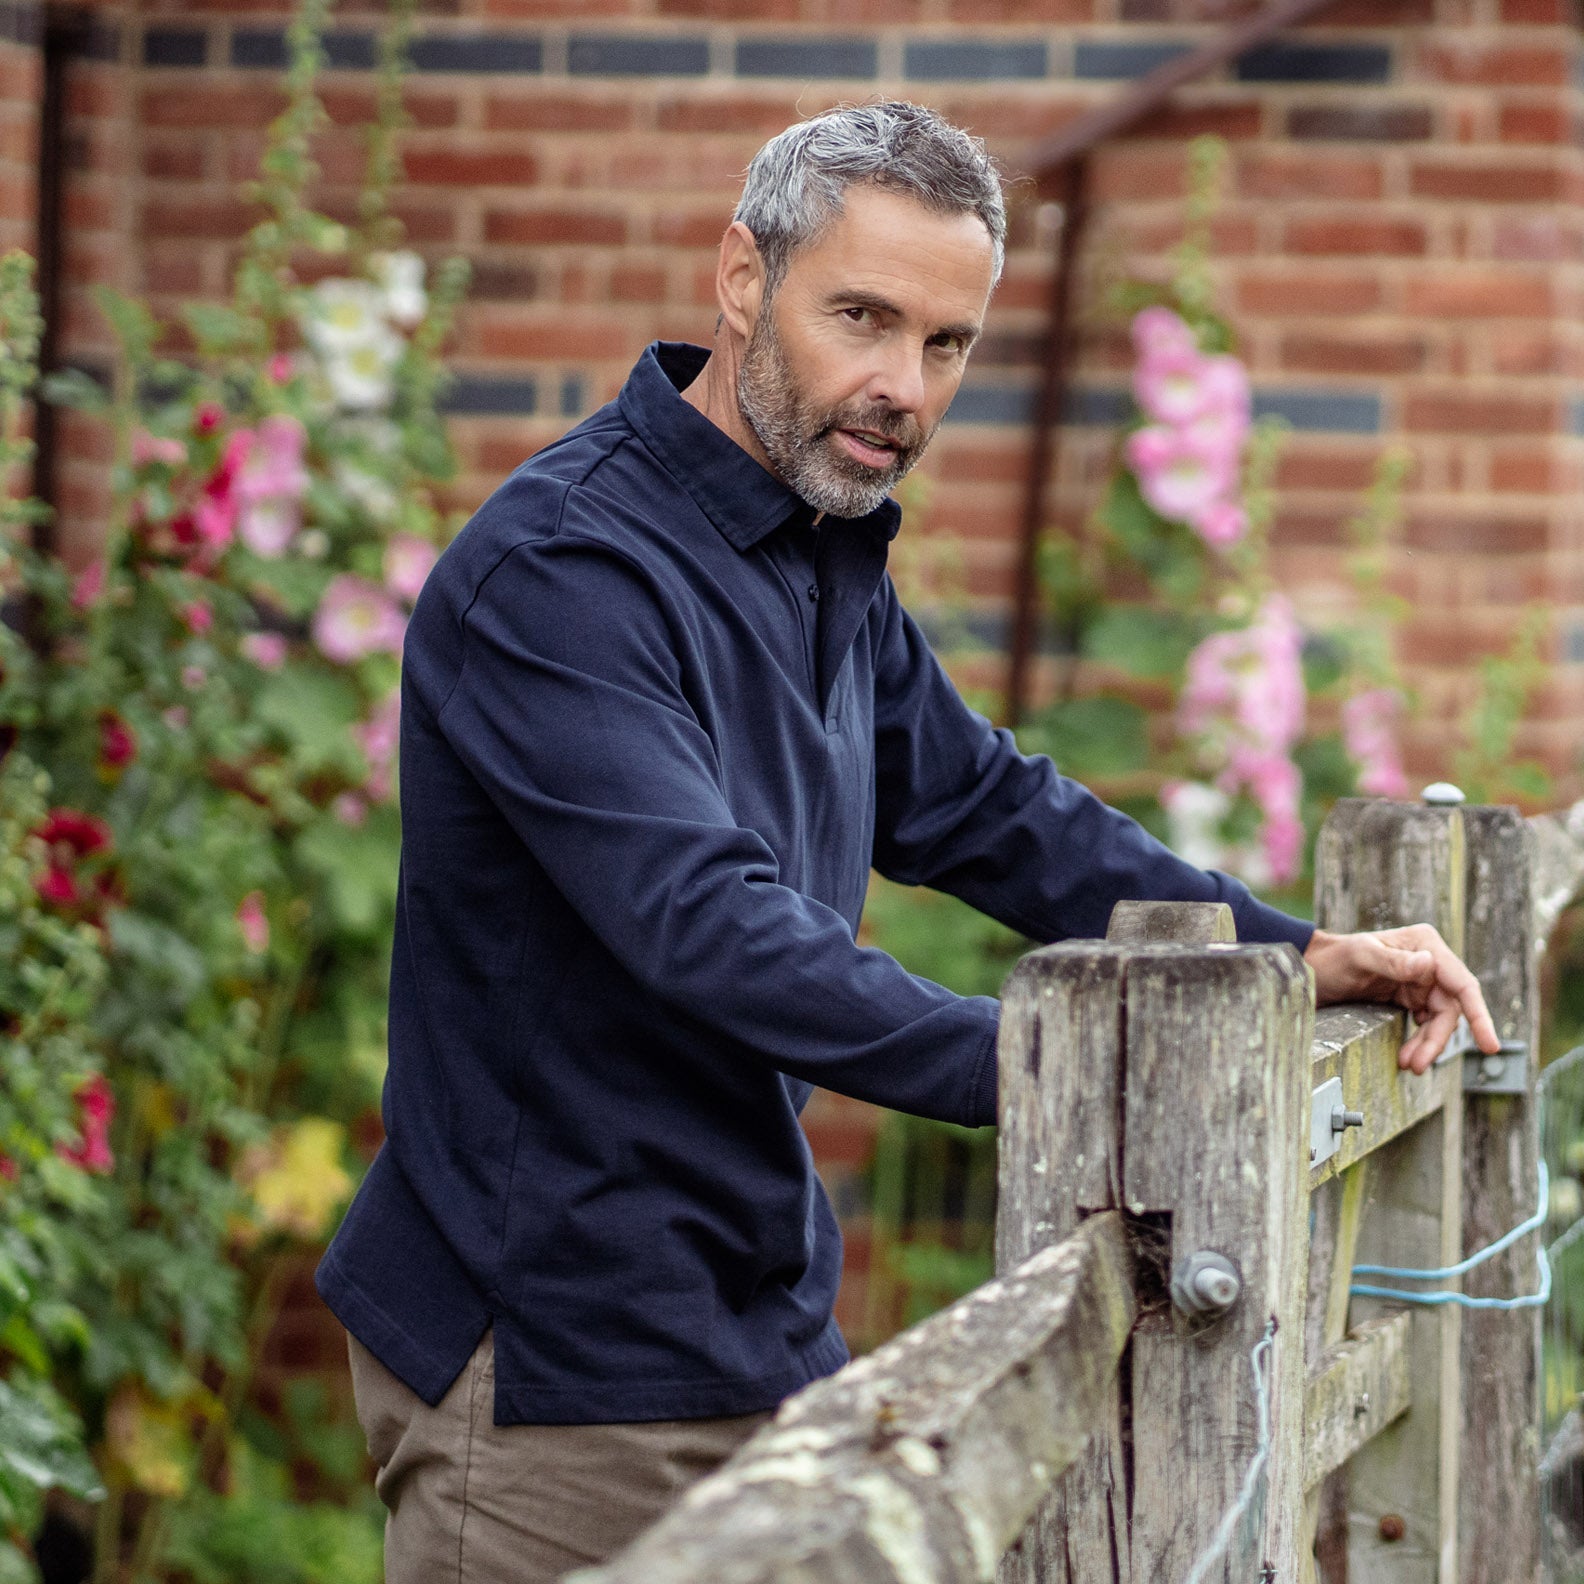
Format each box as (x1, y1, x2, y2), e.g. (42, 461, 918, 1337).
(574, 794, 1584, 1584)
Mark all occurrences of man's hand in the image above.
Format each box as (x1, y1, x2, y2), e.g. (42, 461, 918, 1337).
(1303, 924, 1501, 1075)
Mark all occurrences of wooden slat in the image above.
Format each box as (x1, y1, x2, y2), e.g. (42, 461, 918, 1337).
(1304, 1313, 1413, 1492)
(1528, 797, 1584, 946)
(995, 941, 1130, 1584)
(1104, 898, 1234, 945)
(1459, 806, 1542, 1584)
(1308, 1003, 1456, 1188)
(1123, 943, 1314, 1581)
(572, 1215, 1137, 1584)
(1316, 797, 1466, 1584)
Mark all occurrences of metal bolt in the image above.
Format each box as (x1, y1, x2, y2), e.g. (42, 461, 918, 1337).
(1331, 1106, 1365, 1133)
(1379, 1513, 1407, 1543)
(1354, 1391, 1370, 1419)
(1421, 782, 1466, 807)
(1479, 1054, 1507, 1083)
(1170, 1251, 1242, 1319)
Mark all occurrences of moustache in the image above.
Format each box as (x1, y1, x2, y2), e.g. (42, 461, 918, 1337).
(816, 407, 924, 457)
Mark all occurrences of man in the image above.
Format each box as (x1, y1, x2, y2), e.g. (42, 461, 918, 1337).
(317, 101, 1496, 1580)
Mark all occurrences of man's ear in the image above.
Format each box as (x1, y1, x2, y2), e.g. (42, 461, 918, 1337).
(717, 221, 765, 341)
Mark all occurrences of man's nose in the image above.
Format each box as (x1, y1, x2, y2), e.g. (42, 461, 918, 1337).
(864, 341, 927, 414)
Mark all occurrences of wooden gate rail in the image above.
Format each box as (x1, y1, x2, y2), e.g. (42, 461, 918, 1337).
(575, 793, 1584, 1584)
(570, 1214, 1136, 1584)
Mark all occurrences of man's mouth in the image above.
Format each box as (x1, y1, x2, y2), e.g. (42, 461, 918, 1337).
(834, 428, 906, 468)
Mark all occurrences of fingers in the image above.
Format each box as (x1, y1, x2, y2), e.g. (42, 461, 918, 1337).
(1399, 991, 1462, 1075)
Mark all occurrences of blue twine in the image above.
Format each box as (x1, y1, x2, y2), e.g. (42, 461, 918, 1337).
(1349, 1163, 1552, 1310)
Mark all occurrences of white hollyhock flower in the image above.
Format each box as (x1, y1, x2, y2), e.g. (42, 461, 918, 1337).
(1161, 779, 1231, 872)
(373, 251, 427, 328)
(334, 459, 400, 521)
(301, 278, 389, 358)
(324, 325, 404, 411)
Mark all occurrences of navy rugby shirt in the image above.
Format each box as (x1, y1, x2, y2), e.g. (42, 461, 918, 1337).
(316, 341, 1314, 1425)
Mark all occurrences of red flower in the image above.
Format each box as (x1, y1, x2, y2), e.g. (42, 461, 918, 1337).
(98, 712, 137, 770)
(57, 1074, 114, 1174)
(194, 401, 225, 436)
(33, 808, 116, 920)
(181, 600, 213, 635)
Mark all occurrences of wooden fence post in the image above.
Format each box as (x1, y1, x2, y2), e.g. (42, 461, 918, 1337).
(996, 914, 1312, 1583)
(1458, 805, 1541, 1584)
(1314, 797, 1466, 1582)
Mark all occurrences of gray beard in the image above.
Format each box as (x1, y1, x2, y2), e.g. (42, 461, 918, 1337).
(736, 309, 931, 519)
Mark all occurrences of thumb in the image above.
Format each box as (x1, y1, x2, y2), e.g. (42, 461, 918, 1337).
(1374, 943, 1435, 987)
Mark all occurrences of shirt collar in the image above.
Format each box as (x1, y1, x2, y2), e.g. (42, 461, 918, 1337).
(618, 341, 902, 551)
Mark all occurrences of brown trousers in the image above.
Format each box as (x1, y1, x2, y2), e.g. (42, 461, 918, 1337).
(347, 1328, 771, 1583)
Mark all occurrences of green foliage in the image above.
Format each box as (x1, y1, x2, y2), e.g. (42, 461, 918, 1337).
(1454, 607, 1554, 806)
(0, 0, 442, 1572)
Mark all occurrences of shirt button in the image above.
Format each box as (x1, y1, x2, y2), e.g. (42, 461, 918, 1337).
(807, 583, 819, 602)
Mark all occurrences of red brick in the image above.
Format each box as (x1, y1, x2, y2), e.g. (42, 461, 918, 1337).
(1498, 101, 1571, 144)
(464, 260, 541, 300)
(656, 95, 811, 136)
(1274, 448, 1388, 492)
(483, 0, 629, 12)
(1416, 43, 1570, 86)
(1089, 146, 1188, 202)
(1492, 215, 1584, 262)
(142, 141, 205, 181)
(403, 148, 539, 188)
(143, 252, 205, 295)
(610, 263, 666, 302)
(485, 92, 632, 133)
(141, 86, 286, 129)
(143, 196, 258, 241)
(651, 209, 728, 248)
(946, 0, 1092, 16)
(1236, 151, 1383, 201)
(320, 87, 458, 130)
(1410, 160, 1564, 203)
(656, 0, 798, 15)
(1500, 0, 1569, 16)
(1285, 215, 1426, 256)
(1236, 269, 1381, 317)
(461, 315, 635, 362)
(1404, 273, 1553, 319)
(1490, 447, 1559, 493)
(484, 207, 627, 245)
(388, 203, 457, 244)
(936, 95, 1088, 142)
(1280, 332, 1427, 376)
(1123, 100, 1264, 142)
(1270, 506, 1349, 548)
(1403, 391, 1556, 435)
(1489, 331, 1572, 377)
(1404, 512, 1549, 554)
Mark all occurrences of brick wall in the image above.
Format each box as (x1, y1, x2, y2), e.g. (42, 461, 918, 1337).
(35, 0, 1584, 1359)
(0, 3, 39, 256)
(72, 0, 1583, 791)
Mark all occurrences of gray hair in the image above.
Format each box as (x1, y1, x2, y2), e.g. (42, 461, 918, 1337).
(733, 102, 1006, 293)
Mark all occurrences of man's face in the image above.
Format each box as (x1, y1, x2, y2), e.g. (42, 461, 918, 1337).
(736, 184, 995, 518)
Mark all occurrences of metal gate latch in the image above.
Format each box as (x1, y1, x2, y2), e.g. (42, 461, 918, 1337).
(1310, 1077, 1364, 1167)
(1437, 1018, 1530, 1096)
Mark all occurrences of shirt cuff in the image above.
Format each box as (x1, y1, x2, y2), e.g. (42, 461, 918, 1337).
(1230, 892, 1315, 954)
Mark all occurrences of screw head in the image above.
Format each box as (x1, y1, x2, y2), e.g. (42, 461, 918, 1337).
(1480, 1054, 1506, 1082)
(1421, 782, 1466, 807)
(1379, 1513, 1407, 1543)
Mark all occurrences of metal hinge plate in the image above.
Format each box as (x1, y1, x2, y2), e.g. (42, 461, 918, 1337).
(1438, 1019, 1530, 1096)
(1311, 1077, 1343, 1168)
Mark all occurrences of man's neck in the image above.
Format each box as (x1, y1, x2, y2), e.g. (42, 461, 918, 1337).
(679, 336, 779, 481)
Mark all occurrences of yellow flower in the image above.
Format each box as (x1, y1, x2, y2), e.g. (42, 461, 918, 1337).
(104, 1384, 194, 1498)
(237, 1117, 352, 1242)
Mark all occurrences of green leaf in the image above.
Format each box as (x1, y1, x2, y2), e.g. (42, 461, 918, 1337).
(295, 807, 400, 936)
(254, 668, 363, 772)
(1021, 694, 1150, 779)
(1082, 605, 1197, 679)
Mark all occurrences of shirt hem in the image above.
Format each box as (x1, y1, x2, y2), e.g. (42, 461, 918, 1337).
(488, 1321, 850, 1425)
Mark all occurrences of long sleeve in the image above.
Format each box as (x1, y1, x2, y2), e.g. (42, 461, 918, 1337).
(436, 534, 999, 1128)
(869, 581, 1314, 953)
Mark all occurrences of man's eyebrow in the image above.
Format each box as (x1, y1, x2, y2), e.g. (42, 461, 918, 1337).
(826, 289, 982, 345)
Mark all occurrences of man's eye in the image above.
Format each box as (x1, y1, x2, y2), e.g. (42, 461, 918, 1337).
(929, 334, 967, 355)
(842, 307, 872, 324)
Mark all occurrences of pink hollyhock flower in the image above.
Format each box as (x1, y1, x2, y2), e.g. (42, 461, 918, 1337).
(237, 892, 269, 954)
(353, 691, 400, 801)
(193, 401, 225, 436)
(132, 430, 187, 468)
(58, 1075, 114, 1174)
(181, 600, 213, 635)
(311, 576, 407, 665)
(267, 353, 294, 384)
(98, 712, 137, 771)
(239, 500, 298, 558)
(237, 416, 309, 558)
(332, 791, 368, 827)
(192, 430, 253, 551)
(1131, 305, 1199, 363)
(240, 632, 289, 671)
(162, 706, 189, 731)
(182, 665, 207, 692)
(70, 559, 105, 610)
(1181, 359, 1252, 461)
(1342, 688, 1410, 799)
(384, 535, 437, 603)
(1192, 499, 1248, 548)
(1134, 347, 1216, 427)
(1125, 426, 1236, 524)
